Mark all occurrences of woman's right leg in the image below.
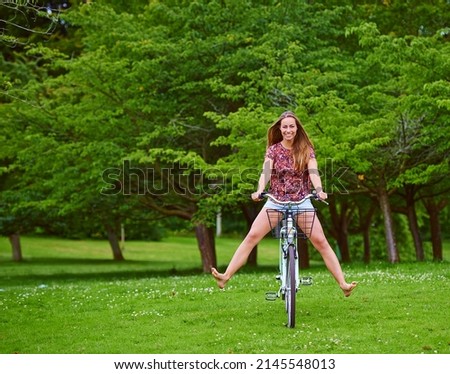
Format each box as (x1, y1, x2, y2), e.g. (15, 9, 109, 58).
(212, 207, 272, 288)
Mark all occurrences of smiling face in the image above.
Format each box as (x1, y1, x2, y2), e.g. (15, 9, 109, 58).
(280, 116, 298, 143)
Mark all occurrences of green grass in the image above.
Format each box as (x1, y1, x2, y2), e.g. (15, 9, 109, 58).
(0, 236, 449, 354)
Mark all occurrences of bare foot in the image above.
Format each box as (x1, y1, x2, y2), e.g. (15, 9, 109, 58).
(211, 267, 229, 289)
(342, 281, 358, 297)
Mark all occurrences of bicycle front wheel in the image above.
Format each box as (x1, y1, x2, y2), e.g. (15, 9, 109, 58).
(285, 244, 297, 328)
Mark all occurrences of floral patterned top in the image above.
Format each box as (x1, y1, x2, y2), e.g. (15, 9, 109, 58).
(265, 142, 315, 201)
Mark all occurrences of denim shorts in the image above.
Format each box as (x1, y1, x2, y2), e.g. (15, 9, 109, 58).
(264, 198, 315, 211)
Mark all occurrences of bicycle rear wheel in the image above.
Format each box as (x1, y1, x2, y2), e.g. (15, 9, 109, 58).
(286, 244, 297, 328)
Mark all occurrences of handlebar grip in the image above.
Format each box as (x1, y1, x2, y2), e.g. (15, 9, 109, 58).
(312, 189, 329, 205)
(259, 192, 267, 199)
(315, 195, 330, 205)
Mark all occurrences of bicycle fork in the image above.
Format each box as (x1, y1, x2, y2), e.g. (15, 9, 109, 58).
(266, 233, 312, 301)
(265, 216, 299, 299)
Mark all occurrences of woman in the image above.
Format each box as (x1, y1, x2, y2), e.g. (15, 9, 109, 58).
(211, 111, 357, 297)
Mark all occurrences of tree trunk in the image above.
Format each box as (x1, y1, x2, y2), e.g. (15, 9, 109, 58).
(336, 221, 350, 263)
(298, 237, 309, 269)
(423, 198, 444, 261)
(106, 226, 125, 261)
(9, 233, 23, 262)
(195, 223, 217, 272)
(404, 185, 424, 261)
(328, 199, 351, 263)
(378, 184, 399, 263)
(359, 203, 376, 264)
(362, 226, 371, 264)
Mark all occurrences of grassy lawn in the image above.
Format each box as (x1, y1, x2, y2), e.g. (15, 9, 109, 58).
(0, 235, 449, 354)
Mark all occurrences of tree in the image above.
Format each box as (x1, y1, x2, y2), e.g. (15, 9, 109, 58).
(340, 23, 450, 262)
(2, 0, 449, 268)
(0, 1, 67, 47)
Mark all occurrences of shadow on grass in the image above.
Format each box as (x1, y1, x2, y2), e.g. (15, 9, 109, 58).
(0, 257, 310, 287)
(0, 257, 206, 286)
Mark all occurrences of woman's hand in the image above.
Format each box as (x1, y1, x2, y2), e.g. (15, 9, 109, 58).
(317, 190, 328, 200)
(251, 192, 262, 201)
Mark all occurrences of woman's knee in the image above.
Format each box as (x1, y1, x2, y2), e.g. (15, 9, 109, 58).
(245, 230, 265, 245)
(310, 233, 329, 252)
(309, 220, 329, 250)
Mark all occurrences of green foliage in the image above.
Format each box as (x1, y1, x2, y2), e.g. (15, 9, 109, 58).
(1, 0, 449, 263)
(0, 1, 63, 48)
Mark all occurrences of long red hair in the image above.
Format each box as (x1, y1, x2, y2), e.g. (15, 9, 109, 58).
(267, 111, 314, 171)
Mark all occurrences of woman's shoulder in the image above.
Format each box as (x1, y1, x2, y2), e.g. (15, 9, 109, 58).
(265, 142, 283, 159)
(266, 142, 283, 153)
(267, 142, 283, 151)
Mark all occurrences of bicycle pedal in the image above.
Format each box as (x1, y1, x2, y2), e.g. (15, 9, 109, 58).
(300, 277, 313, 286)
(265, 292, 278, 301)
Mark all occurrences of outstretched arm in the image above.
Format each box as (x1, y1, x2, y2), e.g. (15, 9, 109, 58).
(308, 157, 327, 199)
(252, 157, 273, 201)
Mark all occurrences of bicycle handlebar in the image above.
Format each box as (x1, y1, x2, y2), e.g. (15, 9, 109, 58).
(259, 191, 329, 206)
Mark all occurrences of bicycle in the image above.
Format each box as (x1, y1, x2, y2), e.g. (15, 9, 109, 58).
(260, 191, 328, 328)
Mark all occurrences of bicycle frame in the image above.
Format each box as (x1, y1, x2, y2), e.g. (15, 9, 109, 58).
(278, 205, 300, 298)
(262, 192, 325, 327)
